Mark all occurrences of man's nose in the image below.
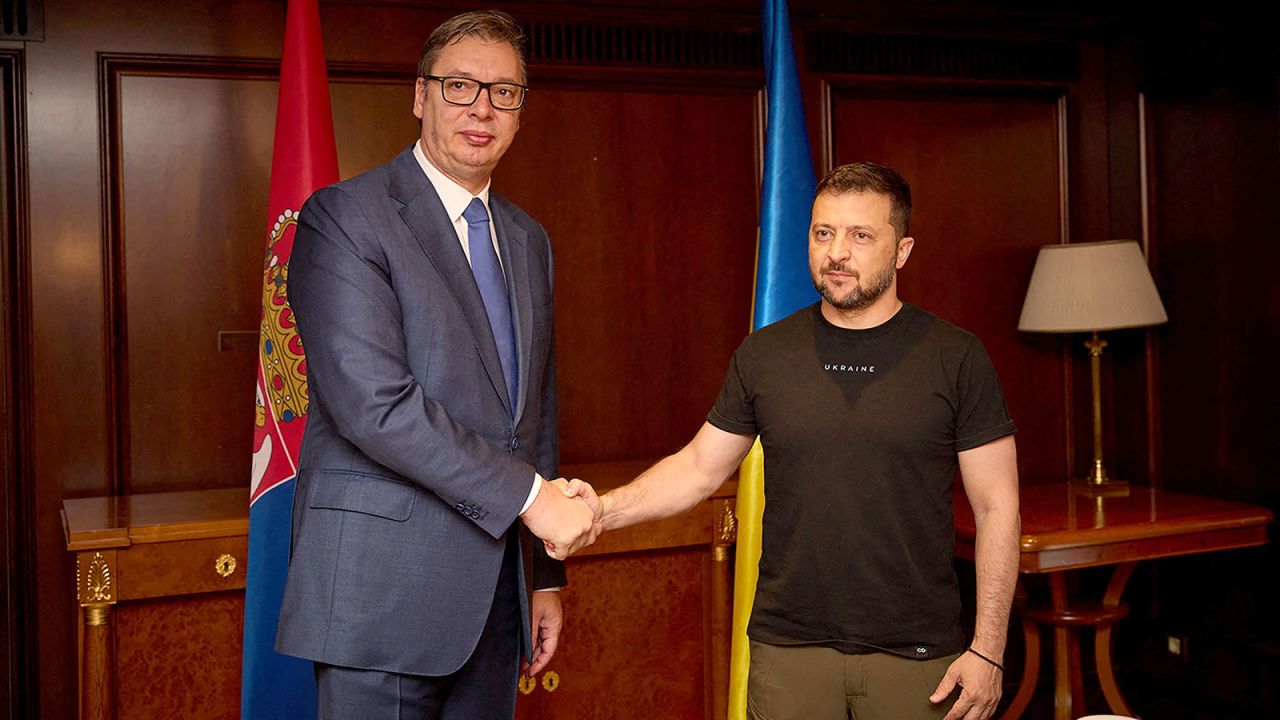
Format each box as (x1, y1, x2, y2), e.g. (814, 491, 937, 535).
(469, 88, 495, 117)
(827, 235, 853, 261)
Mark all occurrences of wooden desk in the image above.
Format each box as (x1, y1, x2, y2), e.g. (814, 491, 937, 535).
(954, 483, 1272, 720)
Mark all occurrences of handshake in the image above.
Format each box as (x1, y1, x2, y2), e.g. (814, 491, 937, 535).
(519, 476, 604, 561)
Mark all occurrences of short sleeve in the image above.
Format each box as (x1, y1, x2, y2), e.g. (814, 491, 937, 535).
(708, 348, 759, 436)
(954, 337, 1017, 452)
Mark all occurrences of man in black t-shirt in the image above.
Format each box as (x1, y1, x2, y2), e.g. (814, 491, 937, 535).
(560, 163, 1020, 720)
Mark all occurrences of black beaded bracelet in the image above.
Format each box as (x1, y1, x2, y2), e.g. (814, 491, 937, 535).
(966, 647, 1005, 672)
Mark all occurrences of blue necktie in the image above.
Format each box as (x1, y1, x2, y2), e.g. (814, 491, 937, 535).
(463, 198, 518, 411)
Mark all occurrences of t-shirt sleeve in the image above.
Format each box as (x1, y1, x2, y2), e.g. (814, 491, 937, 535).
(954, 337, 1017, 452)
(708, 348, 759, 436)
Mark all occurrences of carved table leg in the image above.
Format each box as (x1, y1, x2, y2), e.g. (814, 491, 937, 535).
(1048, 573, 1088, 720)
(1096, 561, 1138, 717)
(83, 605, 116, 720)
(1015, 565, 1136, 720)
(711, 499, 737, 720)
(77, 551, 117, 720)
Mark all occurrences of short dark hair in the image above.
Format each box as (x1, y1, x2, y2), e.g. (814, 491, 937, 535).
(815, 162, 912, 239)
(417, 10, 528, 83)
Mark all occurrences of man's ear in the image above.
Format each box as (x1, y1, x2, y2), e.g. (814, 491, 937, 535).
(412, 77, 427, 121)
(895, 236, 915, 269)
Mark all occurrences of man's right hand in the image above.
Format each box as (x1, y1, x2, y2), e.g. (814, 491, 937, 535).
(558, 478, 605, 536)
(520, 478, 597, 560)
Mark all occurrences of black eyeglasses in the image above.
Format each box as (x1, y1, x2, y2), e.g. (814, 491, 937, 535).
(422, 75, 528, 111)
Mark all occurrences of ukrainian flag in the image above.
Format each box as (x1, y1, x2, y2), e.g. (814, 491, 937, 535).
(727, 0, 818, 717)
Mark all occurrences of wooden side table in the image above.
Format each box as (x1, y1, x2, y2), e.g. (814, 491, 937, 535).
(954, 484, 1272, 720)
(63, 488, 249, 720)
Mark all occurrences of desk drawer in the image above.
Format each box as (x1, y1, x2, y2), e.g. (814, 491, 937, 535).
(116, 536, 248, 600)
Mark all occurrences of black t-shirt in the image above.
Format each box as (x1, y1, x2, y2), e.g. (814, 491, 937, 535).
(708, 302, 1015, 659)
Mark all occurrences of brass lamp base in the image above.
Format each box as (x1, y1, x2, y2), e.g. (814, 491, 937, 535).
(1071, 477, 1130, 497)
(1070, 461, 1130, 497)
(1073, 334, 1131, 499)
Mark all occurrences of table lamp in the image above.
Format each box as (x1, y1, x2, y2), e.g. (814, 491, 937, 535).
(1018, 240, 1168, 493)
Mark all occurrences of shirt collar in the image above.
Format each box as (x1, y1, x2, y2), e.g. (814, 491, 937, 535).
(413, 139, 491, 223)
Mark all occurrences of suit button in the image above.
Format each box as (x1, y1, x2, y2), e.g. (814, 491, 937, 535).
(470, 510, 480, 519)
(510, 437, 520, 451)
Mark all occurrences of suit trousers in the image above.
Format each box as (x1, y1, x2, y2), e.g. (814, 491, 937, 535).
(315, 529, 522, 720)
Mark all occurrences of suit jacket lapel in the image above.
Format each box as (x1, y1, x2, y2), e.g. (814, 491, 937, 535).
(388, 148, 514, 417)
(491, 197, 532, 424)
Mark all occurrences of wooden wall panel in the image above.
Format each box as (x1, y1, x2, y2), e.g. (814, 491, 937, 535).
(114, 69, 416, 495)
(496, 86, 759, 464)
(1147, 90, 1280, 502)
(1, 45, 36, 720)
(827, 89, 1069, 484)
(119, 74, 276, 494)
(109, 66, 760, 482)
(1123, 82, 1280, 717)
(331, 81, 420, 177)
(0, 58, 13, 717)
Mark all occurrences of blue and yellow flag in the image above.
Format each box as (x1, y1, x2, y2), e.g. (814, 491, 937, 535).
(728, 0, 817, 717)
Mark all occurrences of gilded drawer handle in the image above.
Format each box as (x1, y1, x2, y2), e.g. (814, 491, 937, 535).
(215, 554, 238, 578)
(518, 675, 537, 695)
(541, 670, 559, 693)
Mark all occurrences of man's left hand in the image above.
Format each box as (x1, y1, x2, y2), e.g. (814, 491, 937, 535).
(523, 591, 563, 677)
(931, 650, 1002, 720)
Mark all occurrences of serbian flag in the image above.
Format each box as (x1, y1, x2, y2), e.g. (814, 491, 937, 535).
(242, 0, 337, 717)
(727, 0, 817, 717)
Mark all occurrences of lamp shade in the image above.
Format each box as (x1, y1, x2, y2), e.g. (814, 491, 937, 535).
(1018, 240, 1168, 333)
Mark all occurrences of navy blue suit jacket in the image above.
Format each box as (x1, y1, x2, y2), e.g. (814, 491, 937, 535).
(276, 145, 564, 676)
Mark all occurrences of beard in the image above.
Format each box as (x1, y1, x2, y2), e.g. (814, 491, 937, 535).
(812, 258, 896, 312)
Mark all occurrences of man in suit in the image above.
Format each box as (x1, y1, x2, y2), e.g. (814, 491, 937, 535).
(276, 10, 596, 719)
